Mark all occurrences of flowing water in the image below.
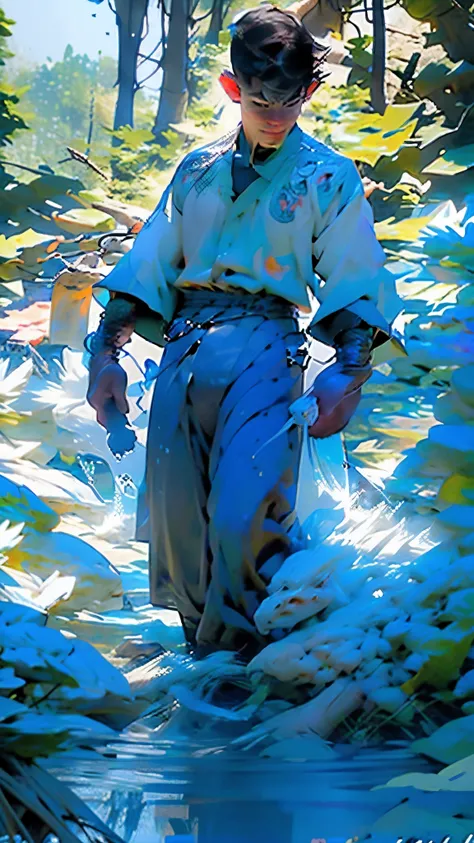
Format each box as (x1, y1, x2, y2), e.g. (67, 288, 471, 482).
(48, 736, 435, 843)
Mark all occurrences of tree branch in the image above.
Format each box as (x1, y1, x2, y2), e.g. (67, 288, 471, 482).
(136, 60, 163, 88)
(59, 147, 110, 181)
(137, 41, 163, 67)
(0, 159, 55, 177)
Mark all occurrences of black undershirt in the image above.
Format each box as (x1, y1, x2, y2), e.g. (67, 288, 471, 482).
(231, 133, 274, 200)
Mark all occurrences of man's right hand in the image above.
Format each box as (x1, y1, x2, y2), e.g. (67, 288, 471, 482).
(87, 355, 129, 427)
(87, 355, 137, 457)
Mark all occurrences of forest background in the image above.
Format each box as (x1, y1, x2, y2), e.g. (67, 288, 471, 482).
(2, 0, 474, 840)
(2, 0, 472, 209)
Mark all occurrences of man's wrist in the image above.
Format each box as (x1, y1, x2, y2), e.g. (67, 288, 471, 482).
(87, 297, 136, 358)
(334, 323, 374, 381)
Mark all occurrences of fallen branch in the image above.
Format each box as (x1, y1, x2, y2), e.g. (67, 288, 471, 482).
(386, 25, 423, 40)
(58, 147, 110, 182)
(0, 159, 54, 177)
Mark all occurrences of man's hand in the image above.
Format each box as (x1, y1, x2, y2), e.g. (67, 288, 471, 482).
(307, 363, 363, 439)
(87, 357, 129, 426)
(86, 296, 138, 458)
(87, 356, 136, 457)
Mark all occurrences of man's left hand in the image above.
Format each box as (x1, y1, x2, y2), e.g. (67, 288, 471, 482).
(307, 363, 363, 439)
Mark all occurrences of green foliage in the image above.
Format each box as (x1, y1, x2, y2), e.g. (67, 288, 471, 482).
(7, 46, 116, 176)
(0, 7, 14, 66)
(309, 95, 422, 168)
(0, 173, 85, 237)
(402, 0, 451, 20)
(110, 126, 155, 151)
(188, 41, 225, 103)
(187, 102, 217, 127)
(346, 36, 373, 89)
(413, 59, 474, 127)
(218, 29, 232, 48)
(403, 0, 474, 63)
(4, 45, 156, 190)
(0, 89, 27, 149)
(0, 8, 27, 189)
(103, 126, 183, 201)
(402, 627, 474, 695)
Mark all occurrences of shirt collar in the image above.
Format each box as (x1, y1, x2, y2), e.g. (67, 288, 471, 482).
(234, 123, 302, 181)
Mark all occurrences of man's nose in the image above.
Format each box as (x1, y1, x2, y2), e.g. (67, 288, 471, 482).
(264, 108, 287, 125)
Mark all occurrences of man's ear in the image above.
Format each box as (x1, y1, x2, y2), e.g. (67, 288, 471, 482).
(305, 79, 321, 100)
(219, 70, 241, 103)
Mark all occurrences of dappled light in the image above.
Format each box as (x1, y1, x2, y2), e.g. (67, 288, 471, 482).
(1, 0, 474, 840)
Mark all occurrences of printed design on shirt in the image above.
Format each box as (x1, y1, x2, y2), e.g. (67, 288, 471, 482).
(316, 169, 344, 217)
(174, 129, 237, 212)
(269, 160, 320, 223)
(264, 254, 290, 280)
(300, 135, 351, 217)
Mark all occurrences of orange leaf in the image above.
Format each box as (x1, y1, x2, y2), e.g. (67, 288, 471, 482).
(46, 237, 65, 253)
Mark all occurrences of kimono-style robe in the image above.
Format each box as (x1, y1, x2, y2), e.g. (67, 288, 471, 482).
(96, 123, 403, 651)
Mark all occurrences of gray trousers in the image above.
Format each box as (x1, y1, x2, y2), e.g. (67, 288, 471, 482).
(144, 289, 305, 651)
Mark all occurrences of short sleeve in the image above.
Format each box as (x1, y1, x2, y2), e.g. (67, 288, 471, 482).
(308, 157, 403, 349)
(94, 175, 183, 331)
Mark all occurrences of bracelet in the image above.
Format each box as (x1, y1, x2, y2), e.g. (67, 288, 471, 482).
(84, 298, 136, 361)
(84, 319, 120, 362)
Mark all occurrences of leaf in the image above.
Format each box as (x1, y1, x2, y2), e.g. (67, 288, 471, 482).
(0, 712, 115, 758)
(0, 666, 25, 692)
(219, 29, 231, 47)
(437, 505, 474, 532)
(423, 144, 474, 175)
(65, 638, 131, 698)
(375, 211, 444, 242)
(0, 229, 57, 261)
(0, 301, 51, 345)
(51, 208, 115, 235)
(0, 600, 46, 626)
(0, 697, 28, 721)
(438, 475, 474, 507)
(110, 126, 155, 151)
(411, 715, 474, 764)
(0, 473, 60, 532)
(0, 174, 85, 237)
(371, 802, 474, 839)
(331, 103, 420, 166)
(452, 364, 474, 408)
(401, 626, 474, 694)
(438, 590, 474, 625)
(5, 529, 122, 613)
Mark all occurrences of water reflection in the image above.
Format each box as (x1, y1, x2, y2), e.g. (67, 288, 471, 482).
(47, 734, 433, 843)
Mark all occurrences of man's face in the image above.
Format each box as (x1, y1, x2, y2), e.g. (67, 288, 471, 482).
(239, 87, 304, 150)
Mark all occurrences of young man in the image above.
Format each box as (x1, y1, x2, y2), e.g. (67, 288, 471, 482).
(87, 4, 402, 654)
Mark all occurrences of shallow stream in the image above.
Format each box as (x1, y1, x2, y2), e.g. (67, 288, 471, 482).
(48, 738, 434, 843)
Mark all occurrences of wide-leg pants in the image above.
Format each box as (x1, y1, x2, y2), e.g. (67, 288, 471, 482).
(145, 289, 305, 651)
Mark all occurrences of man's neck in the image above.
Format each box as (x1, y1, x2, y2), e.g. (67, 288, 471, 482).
(252, 144, 276, 165)
(237, 128, 277, 166)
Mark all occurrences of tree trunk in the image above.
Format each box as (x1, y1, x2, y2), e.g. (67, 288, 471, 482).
(205, 0, 224, 45)
(371, 0, 387, 115)
(153, 0, 190, 138)
(113, 0, 149, 137)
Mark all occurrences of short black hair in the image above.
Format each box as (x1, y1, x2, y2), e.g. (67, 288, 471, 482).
(230, 4, 329, 104)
